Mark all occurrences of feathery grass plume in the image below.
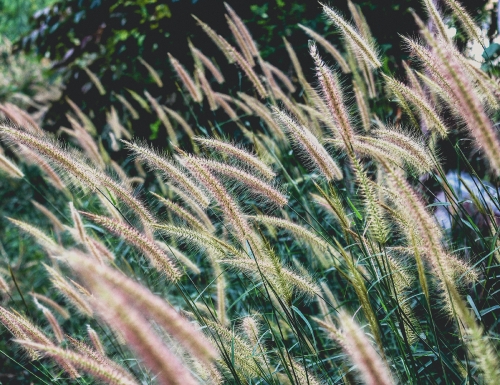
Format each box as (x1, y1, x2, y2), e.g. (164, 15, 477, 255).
(191, 157, 287, 207)
(63, 114, 105, 169)
(0, 306, 40, 359)
(310, 44, 355, 154)
(415, 70, 462, 119)
(196, 68, 218, 111)
(156, 241, 201, 274)
(225, 15, 255, 67)
(189, 43, 225, 84)
(89, 282, 200, 385)
(65, 97, 97, 135)
(194, 137, 275, 180)
(192, 15, 236, 64)
(283, 36, 306, 82)
(299, 24, 350, 73)
(44, 264, 93, 316)
(82, 66, 106, 95)
(151, 191, 207, 232)
(203, 317, 264, 379)
(240, 316, 261, 347)
(459, 57, 500, 109)
(110, 160, 131, 184)
(113, 92, 140, 120)
(250, 215, 331, 252)
(7, 217, 61, 253)
(237, 92, 285, 140)
(298, 103, 336, 133)
(273, 107, 343, 180)
(64, 251, 217, 363)
(374, 127, 435, 172)
(163, 106, 196, 139)
(313, 183, 352, 231)
(443, 0, 482, 43)
(66, 334, 116, 368)
(110, 132, 120, 153)
(403, 38, 457, 104)
(67, 335, 138, 384)
(69, 202, 86, 244)
(31, 293, 70, 320)
(213, 262, 227, 325)
(86, 325, 106, 356)
(69, 202, 105, 264)
(404, 62, 435, 129)
(353, 82, 371, 131)
(153, 223, 245, 259)
(284, 360, 322, 385)
(326, 136, 405, 170)
(138, 56, 163, 87)
(347, 0, 373, 43)
(380, 161, 477, 297)
(214, 93, 239, 120)
(359, 58, 378, 98)
(0, 273, 10, 295)
(422, 0, 452, 43)
(144, 91, 177, 145)
(403, 61, 427, 98)
(0, 102, 43, 133)
(383, 74, 448, 137)
(81, 229, 116, 263)
(336, 311, 395, 385)
(31, 200, 65, 233)
(0, 126, 154, 232)
(426, 41, 500, 175)
(219, 257, 319, 299)
(168, 184, 215, 231)
(446, 278, 500, 384)
(80, 211, 181, 282)
(181, 154, 254, 246)
(34, 300, 64, 343)
(224, 2, 259, 57)
(168, 53, 203, 103)
(322, 4, 381, 68)
(125, 88, 151, 112)
(0, 307, 80, 377)
(264, 62, 296, 93)
(384, 73, 420, 129)
(0, 152, 23, 178)
(217, 92, 252, 115)
(123, 140, 210, 208)
(17, 340, 138, 385)
(330, 129, 434, 174)
(352, 158, 389, 244)
(217, 39, 267, 99)
(18, 145, 67, 191)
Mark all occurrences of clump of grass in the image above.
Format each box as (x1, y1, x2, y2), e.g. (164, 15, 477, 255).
(1, 1, 500, 384)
